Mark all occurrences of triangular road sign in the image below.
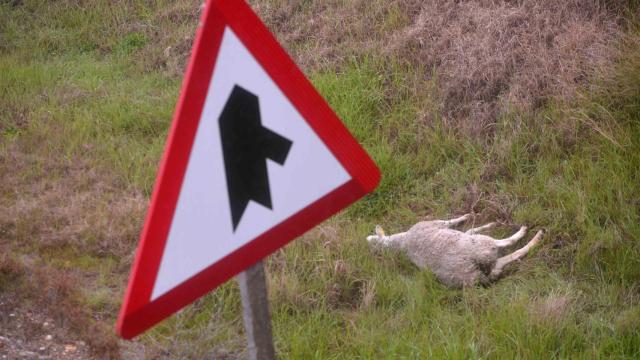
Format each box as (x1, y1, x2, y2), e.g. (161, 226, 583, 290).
(117, 0, 380, 339)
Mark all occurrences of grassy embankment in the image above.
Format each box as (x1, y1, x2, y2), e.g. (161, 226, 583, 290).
(1, 1, 639, 358)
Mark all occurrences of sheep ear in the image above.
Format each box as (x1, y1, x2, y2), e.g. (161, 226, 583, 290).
(375, 225, 386, 237)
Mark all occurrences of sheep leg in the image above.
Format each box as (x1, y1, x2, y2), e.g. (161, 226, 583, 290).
(489, 230, 543, 280)
(443, 213, 471, 227)
(465, 222, 498, 235)
(493, 226, 528, 248)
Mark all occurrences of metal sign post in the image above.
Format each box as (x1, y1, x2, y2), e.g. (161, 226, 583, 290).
(237, 261, 276, 360)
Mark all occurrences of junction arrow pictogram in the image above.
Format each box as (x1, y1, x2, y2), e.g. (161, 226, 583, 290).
(219, 85, 293, 231)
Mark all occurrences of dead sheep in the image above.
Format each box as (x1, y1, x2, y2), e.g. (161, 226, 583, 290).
(367, 214, 543, 288)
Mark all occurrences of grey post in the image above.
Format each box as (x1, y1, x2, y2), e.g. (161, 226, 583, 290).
(237, 261, 276, 360)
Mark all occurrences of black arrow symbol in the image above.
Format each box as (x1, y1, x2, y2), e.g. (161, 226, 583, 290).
(219, 85, 293, 231)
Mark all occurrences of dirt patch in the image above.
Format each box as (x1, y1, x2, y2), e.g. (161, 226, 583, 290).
(0, 248, 127, 359)
(0, 294, 92, 360)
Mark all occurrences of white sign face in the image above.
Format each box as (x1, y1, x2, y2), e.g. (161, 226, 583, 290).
(151, 28, 351, 299)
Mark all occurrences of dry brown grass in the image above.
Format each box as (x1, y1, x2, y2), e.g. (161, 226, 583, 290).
(253, 0, 623, 136)
(253, 0, 421, 71)
(134, 0, 202, 78)
(0, 145, 146, 258)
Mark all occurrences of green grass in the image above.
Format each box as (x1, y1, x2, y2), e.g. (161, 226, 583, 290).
(1, 1, 640, 358)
